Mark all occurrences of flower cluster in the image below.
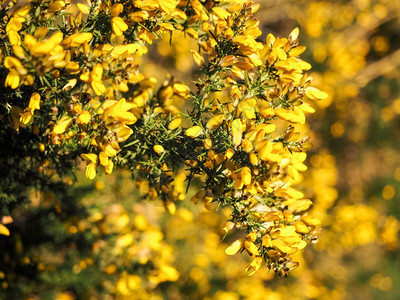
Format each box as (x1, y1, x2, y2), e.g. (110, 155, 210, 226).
(0, 0, 325, 277)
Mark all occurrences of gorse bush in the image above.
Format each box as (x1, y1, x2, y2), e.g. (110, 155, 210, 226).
(0, 0, 328, 297)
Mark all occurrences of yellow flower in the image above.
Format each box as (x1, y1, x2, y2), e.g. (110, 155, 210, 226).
(158, 0, 179, 14)
(30, 31, 63, 56)
(77, 3, 90, 14)
(153, 145, 164, 155)
(89, 64, 106, 95)
(0, 224, 10, 236)
(9, 106, 23, 130)
(191, 0, 208, 21)
(63, 32, 93, 48)
(111, 3, 124, 17)
(76, 111, 91, 124)
(91, 64, 103, 82)
(28, 93, 40, 111)
(20, 96, 39, 125)
(4, 53, 20, 68)
(294, 221, 309, 234)
(38, 143, 45, 152)
(53, 116, 72, 134)
(191, 189, 205, 204)
(206, 114, 224, 130)
(103, 98, 137, 124)
(12, 5, 31, 19)
(8, 31, 21, 45)
(168, 118, 181, 130)
(5, 69, 20, 89)
(173, 83, 191, 98)
(241, 167, 252, 185)
(115, 125, 133, 142)
(103, 143, 117, 157)
(81, 153, 98, 180)
(224, 148, 235, 160)
(231, 119, 243, 147)
(48, 0, 65, 12)
(19, 110, 33, 125)
(244, 240, 259, 256)
(191, 50, 204, 66)
(185, 126, 203, 138)
(245, 256, 263, 276)
(238, 98, 256, 119)
(112, 17, 128, 37)
(212, 7, 230, 20)
(304, 87, 328, 100)
(6, 18, 22, 32)
(34, 26, 48, 39)
(105, 160, 114, 175)
(225, 239, 244, 255)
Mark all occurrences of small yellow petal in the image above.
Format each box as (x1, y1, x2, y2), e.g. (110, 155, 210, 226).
(288, 27, 299, 41)
(168, 118, 182, 130)
(105, 160, 114, 174)
(81, 153, 98, 163)
(262, 235, 273, 248)
(104, 143, 117, 157)
(304, 87, 328, 100)
(191, 50, 204, 66)
(173, 83, 191, 97)
(4, 56, 22, 69)
(53, 116, 72, 134)
(5, 70, 20, 89)
(241, 167, 251, 185)
(225, 239, 244, 255)
(244, 240, 259, 256)
(111, 3, 124, 17)
(91, 81, 106, 96)
(85, 163, 96, 179)
(76, 111, 91, 124)
(0, 224, 10, 236)
(294, 221, 309, 234)
(112, 17, 128, 37)
(245, 256, 263, 276)
(185, 125, 203, 138)
(206, 114, 224, 130)
(231, 119, 243, 147)
(153, 145, 164, 155)
(302, 215, 321, 227)
(8, 30, 21, 45)
(28, 93, 40, 110)
(99, 152, 108, 166)
(77, 3, 90, 14)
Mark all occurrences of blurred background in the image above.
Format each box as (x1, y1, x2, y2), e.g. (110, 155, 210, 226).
(1, 0, 400, 299)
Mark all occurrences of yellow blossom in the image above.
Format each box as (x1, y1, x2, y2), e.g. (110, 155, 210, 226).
(63, 32, 93, 47)
(76, 111, 91, 124)
(77, 3, 90, 14)
(112, 17, 128, 37)
(111, 3, 124, 17)
(185, 126, 203, 138)
(168, 118, 181, 130)
(225, 239, 244, 255)
(231, 119, 243, 147)
(0, 224, 10, 236)
(304, 87, 328, 100)
(241, 167, 252, 185)
(245, 256, 263, 276)
(5, 69, 20, 89)
(191, 50, 204, 66)
(153, 145, 164, 155)
(81, 153, 98, 180)
(53, 116, 72, 134)
(206, 115, 225, 130)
